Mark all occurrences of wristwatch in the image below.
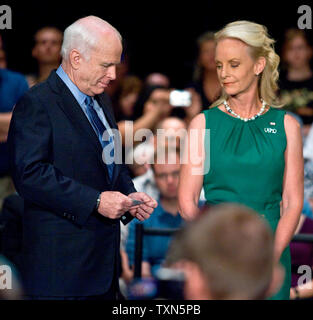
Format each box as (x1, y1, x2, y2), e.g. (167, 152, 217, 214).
(95, 193, 101, 212)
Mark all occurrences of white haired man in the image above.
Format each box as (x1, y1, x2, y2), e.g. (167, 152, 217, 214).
(8, 16, 157, 300)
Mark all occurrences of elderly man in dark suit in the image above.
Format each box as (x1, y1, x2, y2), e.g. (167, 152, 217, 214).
(7, 16, 157, 299)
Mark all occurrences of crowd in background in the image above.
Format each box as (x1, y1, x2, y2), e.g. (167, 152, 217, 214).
(0, 24, 313, 300)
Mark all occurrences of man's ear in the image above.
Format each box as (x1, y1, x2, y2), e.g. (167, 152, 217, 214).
(69, 49, 82, 70)
(254, 56, 266, 76)
(265, 263, 285, 298)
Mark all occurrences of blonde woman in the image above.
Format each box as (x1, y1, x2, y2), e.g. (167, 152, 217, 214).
(178, 21, 303, 299)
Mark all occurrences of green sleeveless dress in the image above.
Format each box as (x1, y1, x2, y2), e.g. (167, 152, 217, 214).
(202, 106, 290, 300)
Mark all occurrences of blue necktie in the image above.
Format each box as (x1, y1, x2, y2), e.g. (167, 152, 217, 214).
(85, 96, 114, 180)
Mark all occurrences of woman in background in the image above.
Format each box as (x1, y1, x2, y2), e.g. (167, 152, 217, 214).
(186, 31, 221, 110)
(279, 29, 313, 137)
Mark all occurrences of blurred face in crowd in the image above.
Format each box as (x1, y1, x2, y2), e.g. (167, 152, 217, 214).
(119, 76, 143, 117)
(149, 88, 171, 107)
(199, 40, 217, 72)
(120, 92, 139, 116)
(0, 49, 6, 69)
(32, 28, 63, 64)
(70, 31, 123, 96)
(153, 156, 180, 199)
(215, 38, 265, 97)
(145, 88, 172, 119)
(155, 117, 187, 151)
(283, 36, 313, 69)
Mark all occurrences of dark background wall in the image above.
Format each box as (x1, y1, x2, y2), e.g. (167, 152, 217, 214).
(1, 0, 311, 88)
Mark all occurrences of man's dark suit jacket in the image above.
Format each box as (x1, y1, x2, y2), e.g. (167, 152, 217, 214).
(7, 71, 136, 297)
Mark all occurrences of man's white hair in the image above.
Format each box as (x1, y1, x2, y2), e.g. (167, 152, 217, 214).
(61, 16, 122, 61)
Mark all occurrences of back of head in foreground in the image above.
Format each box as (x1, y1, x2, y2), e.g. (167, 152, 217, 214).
(166, 203, 282, 300)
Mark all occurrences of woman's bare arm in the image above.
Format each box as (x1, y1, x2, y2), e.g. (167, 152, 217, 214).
(178, 113, 206, 220)
(275, 114, 303, 262)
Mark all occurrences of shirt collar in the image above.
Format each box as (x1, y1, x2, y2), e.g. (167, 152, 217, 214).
(157, 198, 180, 218)
(56, 65, 87, 106)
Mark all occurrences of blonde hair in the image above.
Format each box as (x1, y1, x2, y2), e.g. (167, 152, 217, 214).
(210, 20, 281, 108)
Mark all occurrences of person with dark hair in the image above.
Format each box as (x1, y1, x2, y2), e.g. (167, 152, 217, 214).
(166, 203, 283, 300)
(279, 28, 313, 136)
(186, 31, 222, 111)
(118, 85, 172, 147)
(26, 26, 63, 87)
(113, 75, 143, 123)
(126, 150, 185, 279)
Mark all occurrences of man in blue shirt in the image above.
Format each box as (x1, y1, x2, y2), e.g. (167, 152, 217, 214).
(0, 68, 28, 208)
(126, 149, 204, 278)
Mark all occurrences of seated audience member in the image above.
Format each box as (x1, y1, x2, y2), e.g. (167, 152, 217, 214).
(154, 117, 187, 152)
(127, 117, 205, 199)
(0, 68, 28, 208)
(125, 137, 155, 178)
(26, 26, 63, 87)
(113, 75, 143, 123)
(120, 118, 204, 286)
(186, 31, 221, 110)
(126, 149, 200, 278)
(290, 214, 313, 300)
(127, 116, 187, 189)
(279, 28, 313, 137)
(166, 204, 284, 300)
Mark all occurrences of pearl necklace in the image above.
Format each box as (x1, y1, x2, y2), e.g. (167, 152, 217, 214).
(223, 99, 266, 122)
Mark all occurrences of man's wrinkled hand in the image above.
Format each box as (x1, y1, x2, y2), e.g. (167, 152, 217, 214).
(97, 191, 134, 219)
(128, 192, 158, 221)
